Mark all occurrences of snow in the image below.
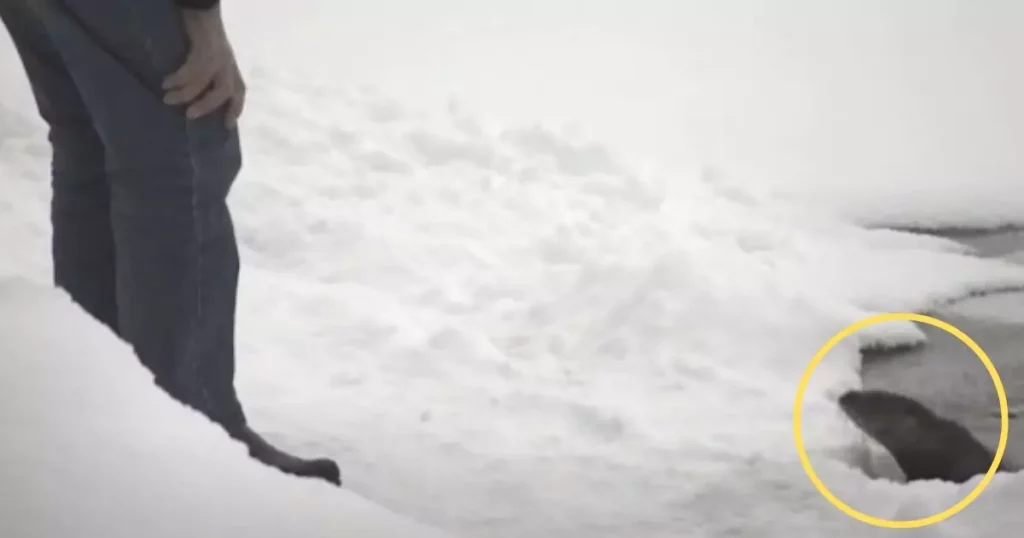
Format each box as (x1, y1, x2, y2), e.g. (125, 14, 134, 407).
(7, 1, 1024, 228)
(0, 279, 451, 538)
(214, 0, 1024, 230)
(4, 2, 1024, 537)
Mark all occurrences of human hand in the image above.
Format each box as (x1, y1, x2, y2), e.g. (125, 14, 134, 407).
(162, 7, 246, 129)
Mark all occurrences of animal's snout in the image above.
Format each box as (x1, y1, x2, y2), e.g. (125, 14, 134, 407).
(838, 390, 863, 410)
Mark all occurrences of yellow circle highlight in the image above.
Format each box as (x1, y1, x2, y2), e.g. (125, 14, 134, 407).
(793, 312, 1009, 529)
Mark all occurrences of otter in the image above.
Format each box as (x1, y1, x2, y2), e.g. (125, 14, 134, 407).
(838, 389, 1015, 483)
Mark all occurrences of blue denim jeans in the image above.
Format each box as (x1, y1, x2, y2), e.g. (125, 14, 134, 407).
(2, 0, 247, 432)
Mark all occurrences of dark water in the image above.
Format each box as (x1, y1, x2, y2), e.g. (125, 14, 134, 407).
(859, 229, 1024, 471)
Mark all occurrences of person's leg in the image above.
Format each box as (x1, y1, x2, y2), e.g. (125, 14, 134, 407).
(29, 0, 248, 433)
(0, 0, 119, 335)
(22, 0, 339, 484)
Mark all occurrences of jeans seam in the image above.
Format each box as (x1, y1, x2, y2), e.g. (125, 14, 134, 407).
(185, 123, 212, 417)
(121, 0, 214, 419)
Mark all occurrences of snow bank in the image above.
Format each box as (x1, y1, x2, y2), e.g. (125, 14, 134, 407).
(4, 61, 1024, 537)
(0, 279, 452, 538)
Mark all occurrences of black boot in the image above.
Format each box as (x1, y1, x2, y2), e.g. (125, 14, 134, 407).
(233, 426, 342, 487)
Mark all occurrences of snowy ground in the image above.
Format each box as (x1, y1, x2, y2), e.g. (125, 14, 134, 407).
(0, 279, 451, 538)
(5, 68, 1024, 536)
(5, 3, 1024, 537)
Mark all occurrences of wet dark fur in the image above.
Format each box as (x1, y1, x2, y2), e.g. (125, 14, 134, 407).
(839, 389, 1012, 483)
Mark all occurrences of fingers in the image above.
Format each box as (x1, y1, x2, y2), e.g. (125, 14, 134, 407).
(164, 11, 244, 127)
(225, 86, 245, 129)
(225, 67, 246, 129)
(187, 69, 245, 128)
(184, 75, 233, 119)
(163, 56, 246, 128)
(162, 51, 217, 106)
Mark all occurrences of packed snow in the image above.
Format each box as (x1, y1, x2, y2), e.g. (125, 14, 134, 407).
(0, 280, 453, 538)
(4, 2, 1024, 537)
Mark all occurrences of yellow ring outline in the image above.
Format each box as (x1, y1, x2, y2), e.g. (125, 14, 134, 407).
(793, 312, 1009, 528)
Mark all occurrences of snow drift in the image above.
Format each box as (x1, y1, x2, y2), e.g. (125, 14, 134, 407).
(0, 279, 452, 538)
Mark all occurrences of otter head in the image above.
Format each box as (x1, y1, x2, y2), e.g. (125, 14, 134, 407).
(838, 389, 935, 447)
